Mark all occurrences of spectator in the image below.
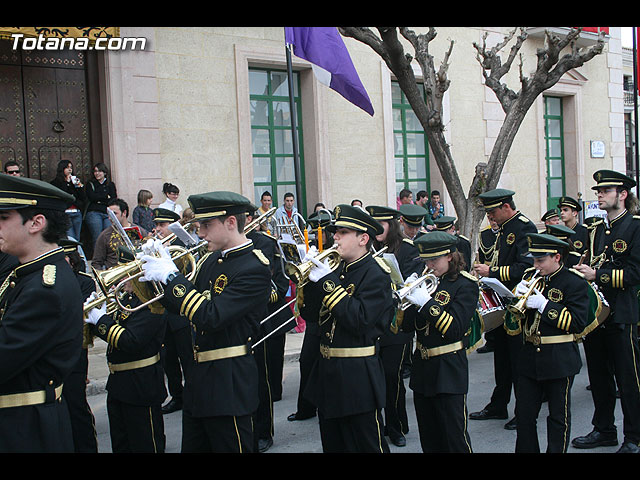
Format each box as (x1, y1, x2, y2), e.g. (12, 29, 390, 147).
(274, 192, 302, 228)
(428, 190, 445, 221)
(85, 162, 117, 247)
(399, 188, 413, 205)
(132, 189, 156, 233)
(350, 199, 363, 207)
(158, 182, 183, 216)
(257, 191, 276, 233)
(416, 190, 429, 208)
(3, 161, 21, 176)
(92, 198, 147, 270)
(50, 159, 86, 241)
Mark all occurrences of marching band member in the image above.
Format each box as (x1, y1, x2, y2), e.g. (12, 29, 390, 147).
(513, 233, 589, 453)
(0, 175, 82, 452)
(571, 170, 640, 453)
(433, 216, 472, 271)
(544, 223, 583, 267)
(558, 196, 589, 260)
(471, 189, 537, 430)
(139, 191, 271, 453)
(84, 280, 167, 453)
(367, 205, 423, 447)
(398, 203, 428, 240)
(300, 204, 394, 453)
(401, 231, 477, 453)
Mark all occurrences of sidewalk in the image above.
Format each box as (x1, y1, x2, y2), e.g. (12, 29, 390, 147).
(85, 328, 305, 396)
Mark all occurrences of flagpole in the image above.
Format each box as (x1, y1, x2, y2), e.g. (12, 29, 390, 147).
(285, 40, 304, 218)
(634, 27, 640, 197)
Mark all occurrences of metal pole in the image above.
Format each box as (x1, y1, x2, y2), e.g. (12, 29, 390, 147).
(633, 27, 640, 197)
(285, 42, 304, 218)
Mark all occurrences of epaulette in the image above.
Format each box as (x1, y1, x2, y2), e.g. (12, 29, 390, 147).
(458, 234, 470, 242)
(519, 215, 531, 223)
(253, 249, 270, 266)
(42, 264, 56, 287)
(375, 256, 391, 274)
(78, 271, 93, 278)
(569, 251, 582, 257)
(402, 238, 414, 245)
(634, 215, 640, 221)
(480, 225, 491, 232)
(460, 270, 478, 282)
(569, 268, 585, 278)
(260, 230, 278, 241)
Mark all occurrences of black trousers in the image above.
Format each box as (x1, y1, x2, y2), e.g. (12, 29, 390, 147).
(318, 409, 390, 453)
(181, 410, 254, 453)
(583, 321, 640, 443)
(253, 341, 274, 443)
(65, 349, 98, 452)
(515, 374, 573, 453)
(161, 326, 194, 403)
(413, 391, 472, 453)
(296, 332, 319, 417)
(380, 341, 409, 440)
(485, 327, 522, 415)
(265, 332, 286, 401)
(106, 396, 165, 453)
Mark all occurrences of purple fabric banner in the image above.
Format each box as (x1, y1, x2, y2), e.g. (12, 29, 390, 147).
(285, 27, 374, 116)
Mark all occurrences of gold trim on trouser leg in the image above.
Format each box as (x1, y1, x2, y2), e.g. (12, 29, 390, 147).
(463, 394, 472, 453)
(375, 409, 384, 453)
(562, 377, 570, 453)
(629, 325, 640, 402)
(233, 416, 242, 453)
(394, 344, 407, 434)
(149, 406, 158, 453)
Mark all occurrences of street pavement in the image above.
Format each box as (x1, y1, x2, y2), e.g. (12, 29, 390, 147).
(86, 330, 624, 454)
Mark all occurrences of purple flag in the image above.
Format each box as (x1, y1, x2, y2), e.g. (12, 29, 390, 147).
(285, 27, 374, 116)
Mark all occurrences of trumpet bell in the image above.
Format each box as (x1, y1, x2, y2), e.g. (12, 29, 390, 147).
(393, 271, 439, 311)
(285, 247, 341, 286)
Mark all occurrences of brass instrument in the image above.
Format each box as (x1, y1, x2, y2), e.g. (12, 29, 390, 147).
(393, 268, 440, 311)
(275, 212, 307, 244)
(284, 245, 342, 287)
(507, 270, 544, 317)
(244, 206, 277, 235)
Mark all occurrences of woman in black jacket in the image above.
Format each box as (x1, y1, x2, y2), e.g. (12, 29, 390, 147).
(50, 160, 86, 241)
(84, 162, 117, 247)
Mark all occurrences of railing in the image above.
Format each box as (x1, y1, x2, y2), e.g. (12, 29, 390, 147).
(625, 90, 637, 107)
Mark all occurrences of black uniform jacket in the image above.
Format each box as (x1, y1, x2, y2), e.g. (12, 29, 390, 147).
(488, 211, 537, 290)
(402, 271, 478, 397)
(518, 266, 589, 380)
(92, 293, 167, 406)
(248, 230, 294, 337)
(590, 211, 640, 325)
(570, 222, 590, 258)
(163, 236, 191, 333)
(0, 248, 83, 449)
(457, 235, 472, 271)
(161, 240, 271, 417)
(301, 252, 394, 419)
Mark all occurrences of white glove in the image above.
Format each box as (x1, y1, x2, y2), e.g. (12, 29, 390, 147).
(405, 272, 419, 285)
(139, 242, 178, 284)
(302, 245, 319, 263)
(136, 238, 163, 259)
(85, 299, 106, 325)
(405, 282, 432, 310)
(308, 256, 332, 283)
(515, 279, 530, 297)
(526, 289, 548, 313)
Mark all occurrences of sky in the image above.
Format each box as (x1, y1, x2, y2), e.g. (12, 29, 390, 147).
(621, 27, 633, 48)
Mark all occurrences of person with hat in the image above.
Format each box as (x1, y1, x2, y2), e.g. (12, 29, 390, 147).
(475, 217, 500, 354)
(512, 233, 590, 452)
(84, 276, 168, 453)
(399, 203, 429, 240)
(148, 207, 194, 417)
(138, 191, 271, 453)
(541, 209, 561, 227)
(470, 188, 538, 430)
(571, 170, 640, 453)
(544, 223, 583, 267)
(299, 204, 395, 452)
(287, 210, 335, 425)
(59, 238, 99, 453)
(367, 205, 424, 447)
(400, 231, 477, 452)
(433, 216, 472, 271)
(0, 174, 83, 452)
(558, 196, 589, 261)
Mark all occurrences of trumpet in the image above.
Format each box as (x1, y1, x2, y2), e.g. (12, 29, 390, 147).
(245, 206, 277, 235)
(89, 240, 207, 314)
(284, 245, 342, 287)
(393, 268, 440, 311)
(507, 270, 544, 317)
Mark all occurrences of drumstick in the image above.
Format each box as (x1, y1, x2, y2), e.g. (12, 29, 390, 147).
(577, 252, 587, 266)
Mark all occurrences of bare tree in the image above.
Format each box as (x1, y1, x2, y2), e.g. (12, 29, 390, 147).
(339, 27, 606, 253)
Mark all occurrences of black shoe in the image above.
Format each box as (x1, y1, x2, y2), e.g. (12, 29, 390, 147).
(469, 408, 508, 420)
(389, 435, 406, 447)
(258, 437, 273, 453)
(616, 441, 640, 453)
(161, 398, 182, 415)
(572, 430, 618, 449)
(287, 411, 316, 422)
(477, 345, 494, 354)
(504, 417, 517, 430)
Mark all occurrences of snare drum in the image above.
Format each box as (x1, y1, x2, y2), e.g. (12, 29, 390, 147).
(477, 287, 506, 333)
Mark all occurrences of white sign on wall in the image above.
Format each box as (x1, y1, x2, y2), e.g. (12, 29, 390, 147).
(590, 140, 605, 158)
(583, 199, 607, 219)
